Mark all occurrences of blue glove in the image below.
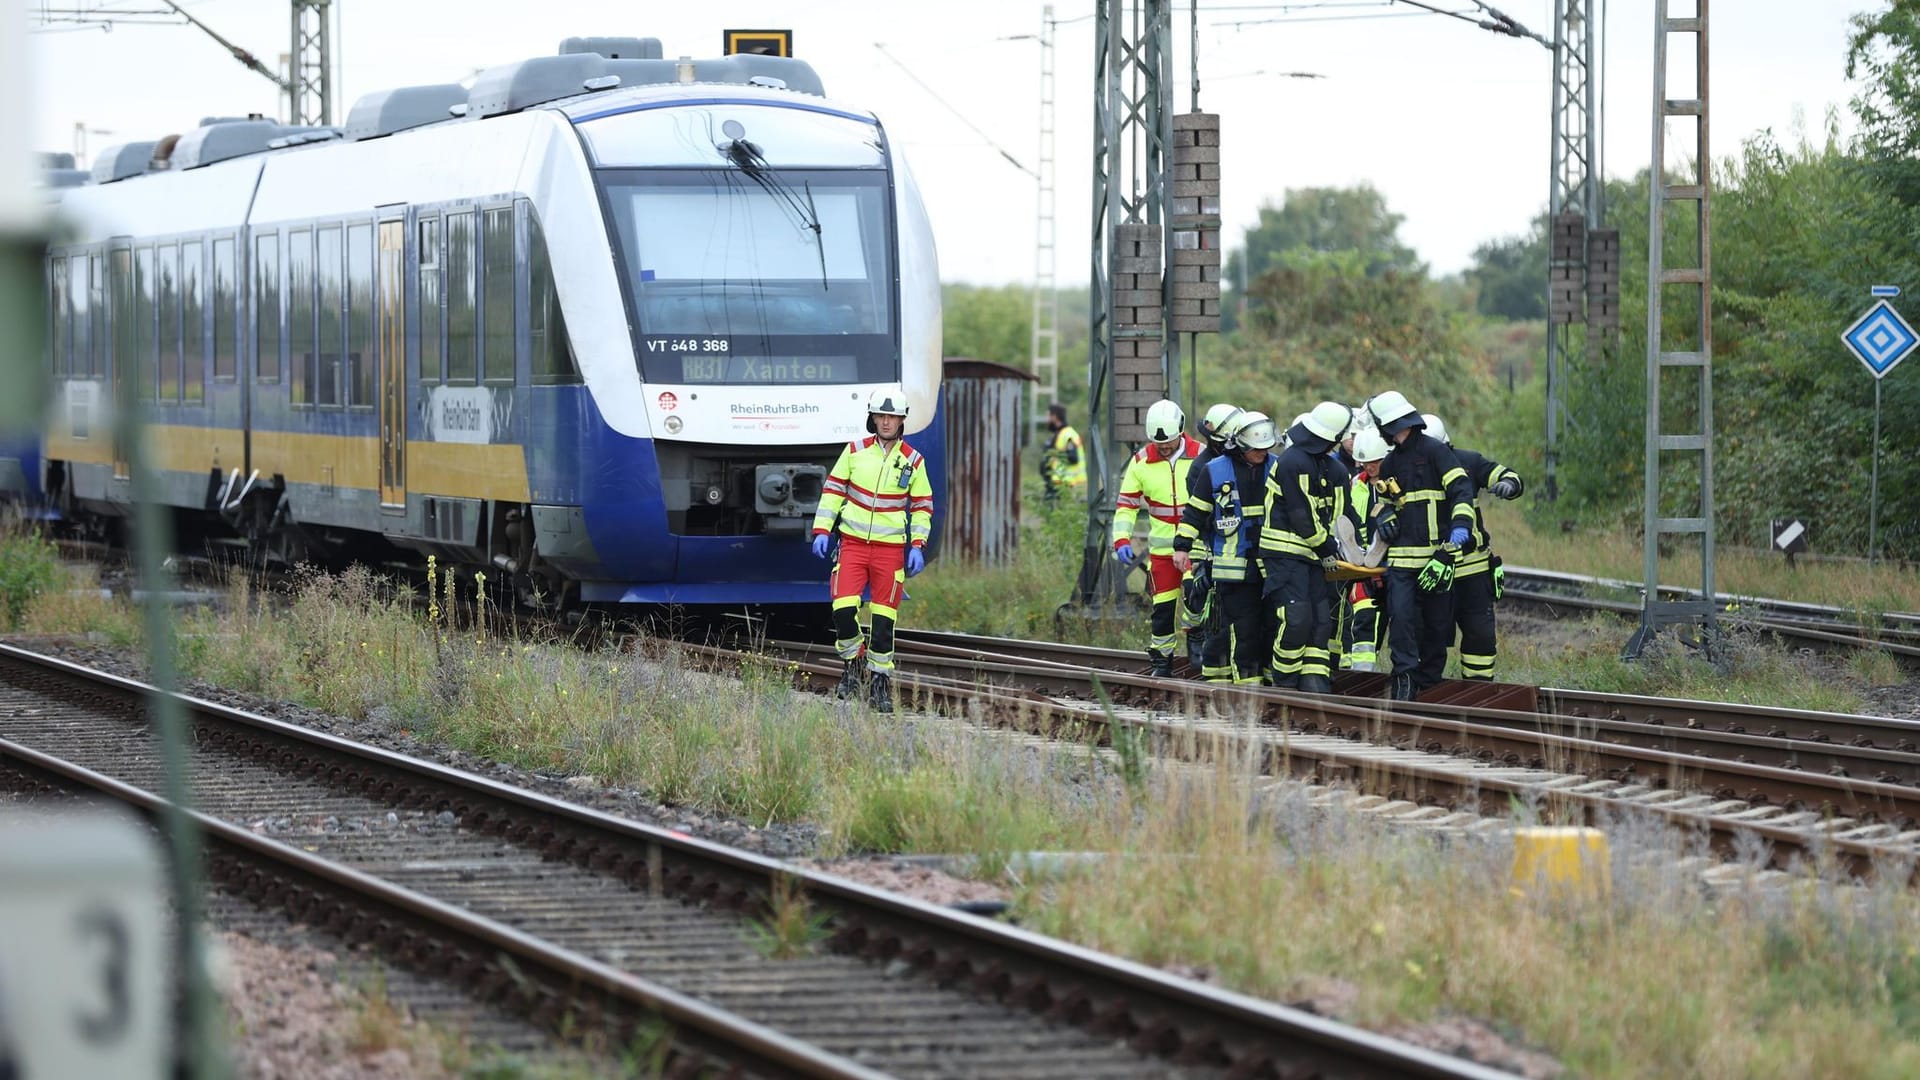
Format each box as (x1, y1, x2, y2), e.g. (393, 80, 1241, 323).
(1115, 541, 1137, 567)
(1448, 525, 1470, 547)
(811, 533, 832, 559)
(906, 547, 925, 577)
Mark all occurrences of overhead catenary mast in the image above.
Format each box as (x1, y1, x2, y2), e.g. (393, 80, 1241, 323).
(1029, 5, 1059, 445)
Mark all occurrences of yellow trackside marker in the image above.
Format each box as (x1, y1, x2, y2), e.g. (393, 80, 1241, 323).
(1511, 826, 1610, 900)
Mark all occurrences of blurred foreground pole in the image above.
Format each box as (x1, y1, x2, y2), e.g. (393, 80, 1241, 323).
(0, 3, 229, 1075)
(0, 0, 45, 433)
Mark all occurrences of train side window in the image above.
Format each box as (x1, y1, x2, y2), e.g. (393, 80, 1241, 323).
(445, 210, 476, 384)
(347, 222, 374, 408)
(255, 233, 282, 383)
(482, 207, 513, 383)
(288, 228, 313, 404)
(71, 255, 91, 381)
(182, 240, 204, 403)
(111, 249, 133, 392)
(89, 255, 105, 379)
(50, 256, 67, 377)
(528, 213, 579, 385)
(419, 216, 441, 384)
(134, 247, 154, 403)
(157, 243, 179, 404)
(212, 238, 236, 381)
(316, 224, 343, 407)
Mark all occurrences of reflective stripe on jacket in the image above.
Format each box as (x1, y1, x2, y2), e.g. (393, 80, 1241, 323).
(1045, 425, 1087, 487)
(1113, 435, 1204, 555)
(1175, 453, 1271, 582)
(1374, 431, 1476, 569)
(813, 436, 935, 547)
(1452, 447, 1519, 577)
(1260, 426, 1350, 562)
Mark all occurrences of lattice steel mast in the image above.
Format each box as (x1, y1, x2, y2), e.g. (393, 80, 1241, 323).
(1029, 5, 1060, 444)
(288, 0, 334, 126)
(1542, 0, 1616, 502)
(1626, 0, 1713, 658)
(1069, 0, 1221, 612)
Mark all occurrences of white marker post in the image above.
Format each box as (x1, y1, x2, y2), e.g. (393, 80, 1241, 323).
(1841, 288, 1916, 565)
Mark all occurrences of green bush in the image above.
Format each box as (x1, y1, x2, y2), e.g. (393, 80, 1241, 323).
(0, 532, 62, 630)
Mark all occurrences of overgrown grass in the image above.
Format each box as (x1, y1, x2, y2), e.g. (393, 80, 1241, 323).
(0, 531, 64, 630)
(1494, 508, 1920, 616)
(164, 567, 1105, 849)
(2, 538, 142, 644)
(45, 564, 1920, 1076)
(1500, 615, 1871, 713)
(1023, 767, 1920, 1079)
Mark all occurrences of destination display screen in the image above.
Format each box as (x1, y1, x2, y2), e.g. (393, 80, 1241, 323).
(647, 337, 859, 384)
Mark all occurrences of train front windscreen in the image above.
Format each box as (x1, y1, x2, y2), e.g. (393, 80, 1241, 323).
(599, 167, 897, 386)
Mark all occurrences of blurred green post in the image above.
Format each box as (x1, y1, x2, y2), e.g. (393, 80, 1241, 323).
(0, 2, 227, 1074)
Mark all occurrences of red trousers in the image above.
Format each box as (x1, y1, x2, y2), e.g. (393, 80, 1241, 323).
(831, 536, 907, 616)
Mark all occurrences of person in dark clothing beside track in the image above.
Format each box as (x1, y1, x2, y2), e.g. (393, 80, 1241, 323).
(1421, 413, 1524, 681)
(1364, 392, 1477, 701)
(1260, 402, 1353, 693)
(1175, 410, 1278, 684)
(1181, 402, 1245, 680)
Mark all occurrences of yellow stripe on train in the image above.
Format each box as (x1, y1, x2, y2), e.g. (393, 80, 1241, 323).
(47, 426, 530, 504)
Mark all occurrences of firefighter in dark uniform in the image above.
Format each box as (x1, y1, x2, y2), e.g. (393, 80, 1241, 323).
(1174, 410, 1277, 684)
(1364, 392, 1476, 701)
(1421, 413, 1524, 681)
(1182, 402, 1245, 680)
(1260, 401, 1353, 693)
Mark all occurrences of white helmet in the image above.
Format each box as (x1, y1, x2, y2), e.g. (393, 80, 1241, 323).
(1143, 399, 1186, 443)
(866, 388, 910, 433)
(1200, 402, 1244, 442)
(1233, 411, 1279, 451)
(1303, 401, 1353, 443)
(1366, 390, 1423, 436)
(1352, 427, 1391, 464)
(1421, 413, 1450, 445)
(1349, 406, 1371, 433)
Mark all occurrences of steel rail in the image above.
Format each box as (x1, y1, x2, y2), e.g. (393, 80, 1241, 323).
(1499, 567, 1920, 662)
(901, 627, 1920, 763)
(0, 643, 1506, 1080)
(849, 639, 1920, 824)
(707, 642, 1917, 884)
(0, 735, 888, 1080)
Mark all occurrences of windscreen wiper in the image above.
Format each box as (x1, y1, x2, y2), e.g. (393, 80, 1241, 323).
(724, 136, 829, 291)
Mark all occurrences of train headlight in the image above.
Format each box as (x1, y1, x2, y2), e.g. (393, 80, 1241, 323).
(663, 415, 684, 434)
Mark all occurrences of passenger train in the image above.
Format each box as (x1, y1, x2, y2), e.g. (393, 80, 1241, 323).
(7, 37, 945, 607)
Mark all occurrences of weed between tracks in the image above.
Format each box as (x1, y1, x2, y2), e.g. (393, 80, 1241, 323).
(21, 566, 1920, 1077)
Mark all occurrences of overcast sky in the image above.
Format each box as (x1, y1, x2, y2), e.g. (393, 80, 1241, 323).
(27, 1, 1866, 284)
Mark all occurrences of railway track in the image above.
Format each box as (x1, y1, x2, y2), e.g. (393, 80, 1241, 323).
(728, 628, 1920, 884)
(0, 643, 1504, 1080)
(1499, 565, 1920, 663)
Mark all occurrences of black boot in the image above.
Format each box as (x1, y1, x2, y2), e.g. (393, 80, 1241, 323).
(868, 671, 895, 714)
(1299, 674, 1332, 695)
(1148, 650, 1173, 678)
(1390, 673, 1417, 702)
(836, 658, 864, 700)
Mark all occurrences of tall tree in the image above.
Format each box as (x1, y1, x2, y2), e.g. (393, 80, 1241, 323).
(1465, 214, 1548, 321)
(1222, 183, 1426, 331)
(1848, 1, 1920, 205)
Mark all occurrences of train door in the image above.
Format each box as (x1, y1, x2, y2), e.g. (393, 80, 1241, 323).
(376, 213, 406, 510)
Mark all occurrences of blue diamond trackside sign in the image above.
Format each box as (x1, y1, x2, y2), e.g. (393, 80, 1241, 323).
(1842, 299, 1920, 379)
